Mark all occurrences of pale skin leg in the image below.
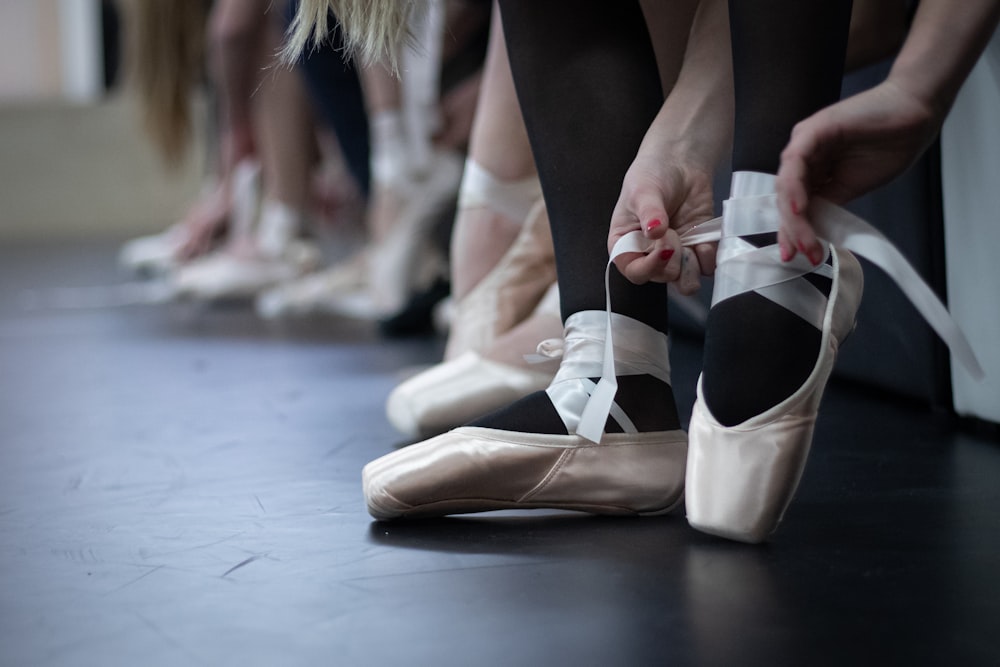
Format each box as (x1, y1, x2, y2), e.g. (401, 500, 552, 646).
(207, 0, 268, 175)
(449, 3, 535, 303)
(178, 0, 271, 260)
(359, 62, 407, 246)
(455, 1, 701, 303)
(255, 15, 316, 217)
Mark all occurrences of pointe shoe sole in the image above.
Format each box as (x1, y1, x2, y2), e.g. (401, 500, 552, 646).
(363, 426, 688, 520)
(686, 247, 863, 543)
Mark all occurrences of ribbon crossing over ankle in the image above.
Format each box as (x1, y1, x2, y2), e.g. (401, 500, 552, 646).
(579, 200, 984, 444)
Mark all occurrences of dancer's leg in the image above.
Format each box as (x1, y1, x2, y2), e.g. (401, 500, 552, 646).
(450, 4, 536, 304)
(255, 18, 315, 220)
(685, 0, 857, 543)
(469, 0, 683, 435)
(360, 63, 407, 246)
(173, 0, 269, 261)
(207, 0, 269, 174)
(700, 0, 853, 427)
(362, 0, 701, 520)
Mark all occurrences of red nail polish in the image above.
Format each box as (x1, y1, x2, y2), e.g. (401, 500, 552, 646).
(659, 249, 675, 262)
(809, 248, 823, 266)
(646, 219, 662, 233)
(791, 200, 800, 216)
(780, 243, 792, 262)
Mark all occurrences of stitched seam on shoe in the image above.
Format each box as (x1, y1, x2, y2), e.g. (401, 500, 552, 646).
(517, 449, 572, 502)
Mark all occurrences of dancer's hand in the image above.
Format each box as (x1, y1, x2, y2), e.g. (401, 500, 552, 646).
(609, 0, 731, 296)
(609, 150, 718, 296)
(775, 80, 940, 264)
(777, 0, 1000, 264)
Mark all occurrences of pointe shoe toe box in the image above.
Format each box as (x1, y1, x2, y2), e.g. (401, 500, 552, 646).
(686, 247, 864, 543)
(386, 353, 554, 438)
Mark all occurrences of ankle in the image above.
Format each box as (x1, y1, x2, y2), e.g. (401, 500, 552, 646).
(607, 375, 680, 433)
(548, 310, 675, 440)
(450, 208, 524, 300)
(702, 171, 831, 426)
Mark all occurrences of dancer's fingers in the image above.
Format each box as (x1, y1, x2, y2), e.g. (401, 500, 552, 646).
(676, 247, 702, 295)
(693, 242, 717, 276)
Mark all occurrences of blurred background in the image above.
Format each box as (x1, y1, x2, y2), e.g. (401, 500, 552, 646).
(0, 0, 204, 243)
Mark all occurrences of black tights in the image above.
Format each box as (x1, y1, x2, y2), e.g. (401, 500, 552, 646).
(473, 1, 679, 435)
(702, 0, 852, 426)
(473, 0, 851, 434)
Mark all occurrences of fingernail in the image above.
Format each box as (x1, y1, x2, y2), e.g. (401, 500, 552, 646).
(646, 219, 662, 233)
(790, 200, 800, 216)
(780, 242, 792, 262)
(809, 248, 823, 266)
(659, 249, 675, 262)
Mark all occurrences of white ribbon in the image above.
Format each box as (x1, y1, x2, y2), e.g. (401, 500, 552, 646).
(550, 310, 671, 439)
(575, 197, 984, 444)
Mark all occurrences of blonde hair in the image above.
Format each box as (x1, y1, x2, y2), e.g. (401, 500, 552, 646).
(119, 0, 208, 167)
(283, 0, 423, 71)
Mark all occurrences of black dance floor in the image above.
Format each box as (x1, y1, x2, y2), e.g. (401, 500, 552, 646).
(2, 240, 999, 666)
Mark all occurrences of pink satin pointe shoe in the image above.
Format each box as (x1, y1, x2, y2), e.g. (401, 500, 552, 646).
(386, 283, 561, 439)
(685, 172, 863, 543)
(683, 171, 982, 543)
(384, 161, 559, 438)
(255, 249, 369, 319)
(173, 199, 320, 301)
(686, 255, 862, 542)
(443, 161, 552, 360)
(119, 159, 259, 274)
(364, 310, 688, 520)
(366, 148, 465, 317)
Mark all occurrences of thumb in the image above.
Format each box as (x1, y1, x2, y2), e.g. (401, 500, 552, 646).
(629, 184, 672, 239)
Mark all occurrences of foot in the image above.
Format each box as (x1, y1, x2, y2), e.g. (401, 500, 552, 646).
(366, 310, 687, 520)
(687, 172, 864, 543)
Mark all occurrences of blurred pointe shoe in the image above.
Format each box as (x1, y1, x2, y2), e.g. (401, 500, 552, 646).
(119, 222, 192, 276)
(364, 310, 688, 520)
(386, 283, 561, 438)
(173, 199, 319, 301)
(255, 250, 369, 319)
(444, 161, 553, 360)
(119, 159, 261, 275)
(368, 149, 464, 314)
(119, 184, 227, 275)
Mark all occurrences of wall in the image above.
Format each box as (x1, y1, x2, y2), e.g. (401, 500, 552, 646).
(0, 96, 205, 242)
(941, 33, 1000, 424)
(0, 1, 205, 242)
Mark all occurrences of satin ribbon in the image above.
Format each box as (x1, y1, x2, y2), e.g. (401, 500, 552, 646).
(547, 310, 671, 437)
(458, 160, 542, 223)
(575, 198, 984, 444)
